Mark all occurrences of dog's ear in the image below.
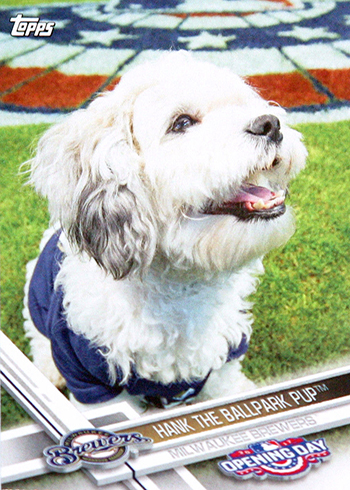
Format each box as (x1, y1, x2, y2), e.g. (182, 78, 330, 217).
(30, 90, 156, 279)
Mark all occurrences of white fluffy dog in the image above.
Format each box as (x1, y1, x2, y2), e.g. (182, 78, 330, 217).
(24, 51, 307, 409)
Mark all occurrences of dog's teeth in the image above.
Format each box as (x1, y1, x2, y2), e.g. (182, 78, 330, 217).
(253, 199, 265, 210)
(275, 190, 285, 198)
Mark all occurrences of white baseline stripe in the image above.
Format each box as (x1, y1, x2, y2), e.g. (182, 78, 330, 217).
(175, 467, 208, 490)
(287, 106, 350, 125)
(0, 110, 68, 127)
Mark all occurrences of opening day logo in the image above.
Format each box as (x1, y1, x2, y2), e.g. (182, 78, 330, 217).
(10, 13, 55, 37)
(218, 437, 331, 481)
(43, 429, 153, 473)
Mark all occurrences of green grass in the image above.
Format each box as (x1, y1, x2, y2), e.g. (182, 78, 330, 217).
(1, 120, 349, 429)
(1, 124, 50, 428)
(245, 120, 350, 381)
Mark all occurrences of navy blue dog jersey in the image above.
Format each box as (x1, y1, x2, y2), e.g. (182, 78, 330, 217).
(28, 232, 249, 407)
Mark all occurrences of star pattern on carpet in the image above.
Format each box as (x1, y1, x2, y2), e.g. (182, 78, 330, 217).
(0, 0, 349, 120)
(77, 28, 138, 46)
(178, 31, 236, 50)
(49, 19, 70, 30)
(278, 26, 339, 41)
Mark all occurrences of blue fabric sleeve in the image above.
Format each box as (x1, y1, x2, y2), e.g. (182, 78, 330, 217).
(28, 232, 123, 404)
(50, 315, 123, 404)
(28, 232, 63, 339)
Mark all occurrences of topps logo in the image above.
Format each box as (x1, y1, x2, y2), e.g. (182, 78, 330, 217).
(10, 13, 55, 37)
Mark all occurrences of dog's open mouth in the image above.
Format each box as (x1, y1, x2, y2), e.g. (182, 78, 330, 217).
(203, 184, 287, 221)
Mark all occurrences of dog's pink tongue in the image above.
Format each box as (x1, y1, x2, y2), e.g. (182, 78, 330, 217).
(232, 185, 274, 204)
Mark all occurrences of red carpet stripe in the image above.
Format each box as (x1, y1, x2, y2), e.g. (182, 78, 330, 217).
(246, 72, 328, 107)
(308, 68, 350, 102)
(2, 71, 108, 109)
(0, 66, 45, 93)
(1, 67, 329, 110)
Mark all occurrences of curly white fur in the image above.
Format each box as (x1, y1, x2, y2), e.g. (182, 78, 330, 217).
(24, 51, 307, 403)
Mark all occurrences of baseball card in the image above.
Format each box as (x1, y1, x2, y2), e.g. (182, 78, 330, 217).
(1, 1, 350, 489)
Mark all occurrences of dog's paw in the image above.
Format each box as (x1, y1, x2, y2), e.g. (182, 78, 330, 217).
(24, 320, 66, 389)
(196, 361, 256, 402)
(41, 362, 66, 389)
(32, 353, 66, 389)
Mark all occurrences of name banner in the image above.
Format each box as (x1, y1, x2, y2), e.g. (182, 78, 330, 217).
(114, 371, 350, 447)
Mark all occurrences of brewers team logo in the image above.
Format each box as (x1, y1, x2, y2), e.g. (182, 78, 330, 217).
(44, 429, 153, 473)
(218, 437, 331, 481)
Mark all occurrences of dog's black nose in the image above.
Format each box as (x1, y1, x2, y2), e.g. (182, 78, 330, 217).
(247, 115, 283, 143)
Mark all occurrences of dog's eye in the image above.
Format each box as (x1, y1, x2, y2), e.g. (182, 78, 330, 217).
(168, 114, 199, 134)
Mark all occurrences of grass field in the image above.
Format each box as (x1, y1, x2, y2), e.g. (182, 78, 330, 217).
(1, 120, 350, 429)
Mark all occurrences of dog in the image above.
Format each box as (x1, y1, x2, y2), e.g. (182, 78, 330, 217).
(23, 51, 307, 409)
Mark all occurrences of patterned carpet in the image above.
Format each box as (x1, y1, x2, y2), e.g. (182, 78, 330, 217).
(1, 0, 350, 126)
